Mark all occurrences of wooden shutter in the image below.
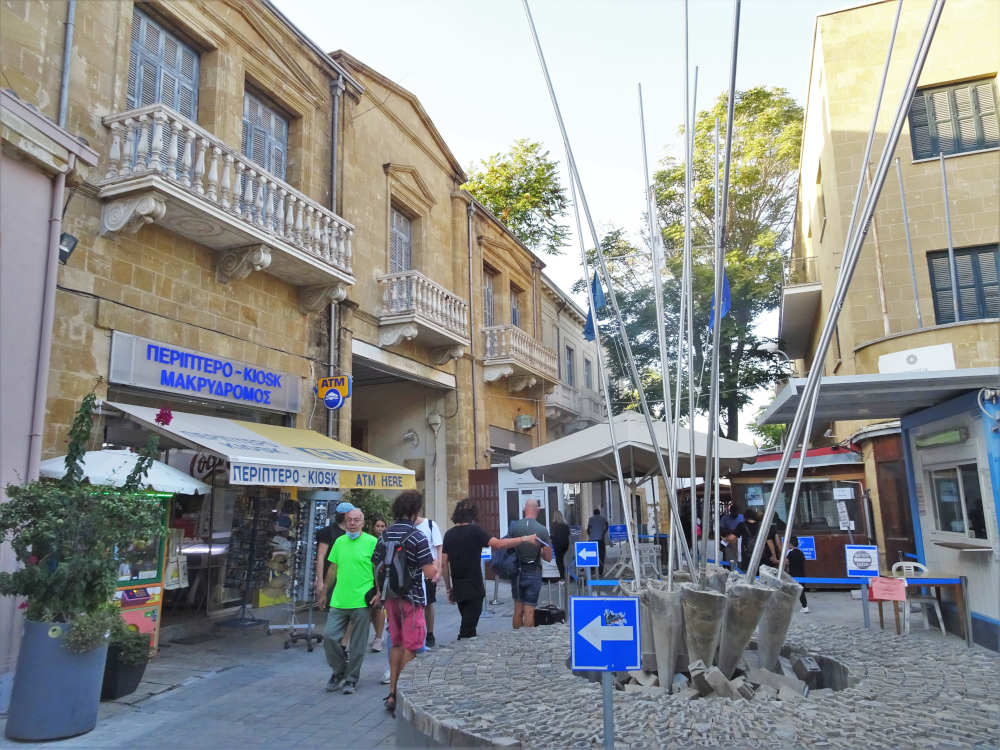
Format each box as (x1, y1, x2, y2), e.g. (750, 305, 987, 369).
(908, 92, 933, 159)
(390, 208, 411, 273)
(241, 91, 288, 180)
(928, 251, 957, 324)
(928, 246, 1000, 323)
(974, 80, 999, 149)
(126, 9, 198, 117)
(483, 269, 495, 327)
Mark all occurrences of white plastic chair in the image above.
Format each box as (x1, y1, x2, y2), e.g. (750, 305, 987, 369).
(891, 561, 946, 636)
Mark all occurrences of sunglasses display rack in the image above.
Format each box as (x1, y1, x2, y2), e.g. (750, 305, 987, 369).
(267, 498, 322, 650)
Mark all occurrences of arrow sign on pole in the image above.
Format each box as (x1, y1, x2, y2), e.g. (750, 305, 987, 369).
(578, 615, 634, 651)
(575, 541, 599, 568)
(570, 596, 641, 672)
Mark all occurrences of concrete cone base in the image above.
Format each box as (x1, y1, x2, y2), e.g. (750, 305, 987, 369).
(717, 583, 771, 678)
(681, 584, 726, 668)
(642, 587, 682, 686)
(756, 565, 804, 672)
(702, 566, 729, 594)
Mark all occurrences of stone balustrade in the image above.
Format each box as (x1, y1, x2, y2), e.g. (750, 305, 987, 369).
(101, 104, 353, 278)
(377, 270, 470, 342)
(482, 325, 558, 382)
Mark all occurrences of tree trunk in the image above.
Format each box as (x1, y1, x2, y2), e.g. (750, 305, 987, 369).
(725, 394, 740, 441)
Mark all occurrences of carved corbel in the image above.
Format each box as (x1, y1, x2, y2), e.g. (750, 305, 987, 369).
(216, 245, 271, 284)
(431, 345, 466, 365)
(100, 192, 166, 235)
(378, 323, 419, 348)
(299, 282, 349, 314)
(509, 374, 538, 392)
(482, 364, 514, 383)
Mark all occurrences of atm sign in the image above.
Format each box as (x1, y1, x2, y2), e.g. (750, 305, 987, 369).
(317, 375, 352, 401)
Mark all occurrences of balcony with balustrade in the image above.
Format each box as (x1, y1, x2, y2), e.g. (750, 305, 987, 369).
(481, 325, 558, 392)
(98, 104, 355, 312)
(376, 271, 470, 363)
(546, 383, 605, 434)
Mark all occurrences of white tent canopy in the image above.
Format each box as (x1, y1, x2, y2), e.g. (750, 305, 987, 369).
(38, 449, 211, 495)
(509, 410, 757, 483)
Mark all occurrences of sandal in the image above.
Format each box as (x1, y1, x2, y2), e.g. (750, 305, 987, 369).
(384, 691, 396, 714)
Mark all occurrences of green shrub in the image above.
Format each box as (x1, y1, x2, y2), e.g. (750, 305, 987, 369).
(343, 489, 391, 533)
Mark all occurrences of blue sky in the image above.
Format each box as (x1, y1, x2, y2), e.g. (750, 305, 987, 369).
(275, 0, 853, 438)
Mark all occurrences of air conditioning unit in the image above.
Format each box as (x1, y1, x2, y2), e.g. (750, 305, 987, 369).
(516, 414, 535, 430)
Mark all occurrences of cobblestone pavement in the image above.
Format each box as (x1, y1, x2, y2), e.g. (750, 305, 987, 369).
(2, 589, 997, 749)
(0, 585, 522, 749)
(397, 594, 1000, 749)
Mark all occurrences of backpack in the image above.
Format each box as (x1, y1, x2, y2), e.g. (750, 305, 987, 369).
(377, 529, 419, 599)
(491, 542, 520, 580)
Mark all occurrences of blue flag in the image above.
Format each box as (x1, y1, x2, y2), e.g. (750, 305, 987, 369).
(583, 272, 606, 342)
(708, 268, 731, 331)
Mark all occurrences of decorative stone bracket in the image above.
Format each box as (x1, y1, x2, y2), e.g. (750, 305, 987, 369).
(299, 283, 348, 314)
(509, 375, 538, 393)
(100, 192, 166, 235)
(482, 364, 514, 383)
(379, 322, 419, 348)
(431, 345, 466, 365)
(216, 245, 271, 284)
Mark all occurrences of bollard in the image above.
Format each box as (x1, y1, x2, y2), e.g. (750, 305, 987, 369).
(717, 582, 771, 678)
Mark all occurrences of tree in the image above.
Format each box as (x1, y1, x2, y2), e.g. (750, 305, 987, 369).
(747, 409, 787, 450)
(650, 86, 802, 439)
(463, 138, 569, 256)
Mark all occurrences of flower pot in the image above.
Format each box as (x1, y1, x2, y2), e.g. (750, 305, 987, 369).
(101, 645, 149, 700)
(5, 620, 108, 741)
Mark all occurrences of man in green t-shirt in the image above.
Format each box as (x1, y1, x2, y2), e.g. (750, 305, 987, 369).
(323, 508, 377, 694)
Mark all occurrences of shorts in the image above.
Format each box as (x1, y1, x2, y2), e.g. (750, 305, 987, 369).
(512, 568, 542, 606)
(384, 598, 426, 652)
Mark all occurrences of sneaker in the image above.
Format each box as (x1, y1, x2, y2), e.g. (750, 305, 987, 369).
(370, 635, 384, 652)
(425, 632, 435, 648)
(381, 668, 391, 685)
(801, 606, 810, 614)
(342, 682, 356, 694)
(326, 673, 345, 692)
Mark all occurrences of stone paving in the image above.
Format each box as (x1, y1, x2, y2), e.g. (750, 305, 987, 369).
(397, 598, 1000, 749)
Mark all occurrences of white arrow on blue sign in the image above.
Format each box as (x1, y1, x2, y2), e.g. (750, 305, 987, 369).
(570, 596, 641, 672)
(575, 540, 599, 568)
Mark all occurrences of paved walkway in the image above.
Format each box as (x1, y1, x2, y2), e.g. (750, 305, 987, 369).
(2, 585, 994, 748)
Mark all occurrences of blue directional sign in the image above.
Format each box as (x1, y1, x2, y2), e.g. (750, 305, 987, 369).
(575, 541, 599, 568)
(608, 524, 628, 543)
(570, 596, 641, 672)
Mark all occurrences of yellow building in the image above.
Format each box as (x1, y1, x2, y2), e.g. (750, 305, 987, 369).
(769, 0, 999, 648)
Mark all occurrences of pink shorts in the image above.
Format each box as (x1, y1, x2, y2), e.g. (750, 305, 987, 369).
(384, 598, 426, 652)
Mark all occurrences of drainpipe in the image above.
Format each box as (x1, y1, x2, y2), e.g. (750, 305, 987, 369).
(57, 0, 75, 127)
(327, 75, 344, 440)
(27, 156, 74, 481)
(467, 200, 479, 468)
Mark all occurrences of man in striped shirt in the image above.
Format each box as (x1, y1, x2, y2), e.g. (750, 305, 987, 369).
(372, 491, 436, 715)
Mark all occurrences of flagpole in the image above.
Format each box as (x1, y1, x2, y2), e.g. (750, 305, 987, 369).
(712, 117, 722, 569)
(702, 0, 741, 570)
(638, 83, 677, 584)
(522, 0, 697, 578)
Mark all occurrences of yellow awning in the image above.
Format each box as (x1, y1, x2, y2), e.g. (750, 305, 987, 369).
(107, 402, 416, 490)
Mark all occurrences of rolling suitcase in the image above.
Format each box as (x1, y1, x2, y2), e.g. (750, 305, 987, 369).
(534, 580, 566, 626)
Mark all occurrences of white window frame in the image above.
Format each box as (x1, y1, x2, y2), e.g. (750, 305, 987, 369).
(927, 462, 988, 540)
(483, 268, 495, 328)
(389, 207, 412, 273)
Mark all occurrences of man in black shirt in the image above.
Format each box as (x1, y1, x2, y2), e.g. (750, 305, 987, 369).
(784, 535, 809, 613)
(440, 498, 538, 639)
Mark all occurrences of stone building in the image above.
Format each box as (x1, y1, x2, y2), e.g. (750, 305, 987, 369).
(765, 0, 999, 648)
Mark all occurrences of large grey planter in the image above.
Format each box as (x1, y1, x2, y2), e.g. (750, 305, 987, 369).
(5, 620, 108, 741)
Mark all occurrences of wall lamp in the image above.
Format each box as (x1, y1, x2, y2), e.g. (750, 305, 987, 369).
(58, 232, 78, 264)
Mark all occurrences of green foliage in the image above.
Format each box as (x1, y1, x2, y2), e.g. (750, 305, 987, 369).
(108, 614, 152, 665)
(643, 86, 801, 437)
(343, 489, 391, 534)
(746, 418, 787, 450)
(63, 605, 119, 655)
(463, 138, 570, 256)
(0, 393, 166, 649)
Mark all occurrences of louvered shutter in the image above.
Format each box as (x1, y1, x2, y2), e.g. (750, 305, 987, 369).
(928, 246, 1000, 323)
(929, 89, 956, 156)
(928, 252, 957, 324)
(908, 93, 933, 159)
(390, 209, 411, 273)
(954, 253, 976, 320)
(974, 81, 999, 149)
(241, 91, 289, 229)
(483, 270, 495, 328)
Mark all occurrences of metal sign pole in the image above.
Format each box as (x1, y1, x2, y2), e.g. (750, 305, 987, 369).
(601, 671, 614, 750)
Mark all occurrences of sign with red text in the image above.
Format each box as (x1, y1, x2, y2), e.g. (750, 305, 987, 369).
(869, 576, 907, 601)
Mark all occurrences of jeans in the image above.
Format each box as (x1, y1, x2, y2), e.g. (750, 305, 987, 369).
(457, 598, 484, 639)
(323, 606, 371, 685)
(512, 568, 543, 605)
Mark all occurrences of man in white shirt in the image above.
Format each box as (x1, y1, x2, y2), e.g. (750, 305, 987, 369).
(415, 509, 443, 647)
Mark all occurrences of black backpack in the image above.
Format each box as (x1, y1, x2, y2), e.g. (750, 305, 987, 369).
(491, 542, 520, 580)
(377, 529, 418, 598)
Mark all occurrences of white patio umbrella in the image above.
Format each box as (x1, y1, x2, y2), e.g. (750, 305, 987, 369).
(509, 410, 757, 483)
(38, 449, 210, 495)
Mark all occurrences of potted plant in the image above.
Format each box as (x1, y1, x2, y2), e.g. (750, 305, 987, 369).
(0, 393, 165, 740)
(101, 616, 152, 700)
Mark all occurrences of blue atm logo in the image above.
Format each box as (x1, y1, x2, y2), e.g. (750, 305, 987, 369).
(570, 596, 641, 672)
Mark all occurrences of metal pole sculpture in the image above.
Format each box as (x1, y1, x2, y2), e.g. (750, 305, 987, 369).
(895, 157, 924, 328)
(746, 0, 946, 582)
(522, 0, 697, 577)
